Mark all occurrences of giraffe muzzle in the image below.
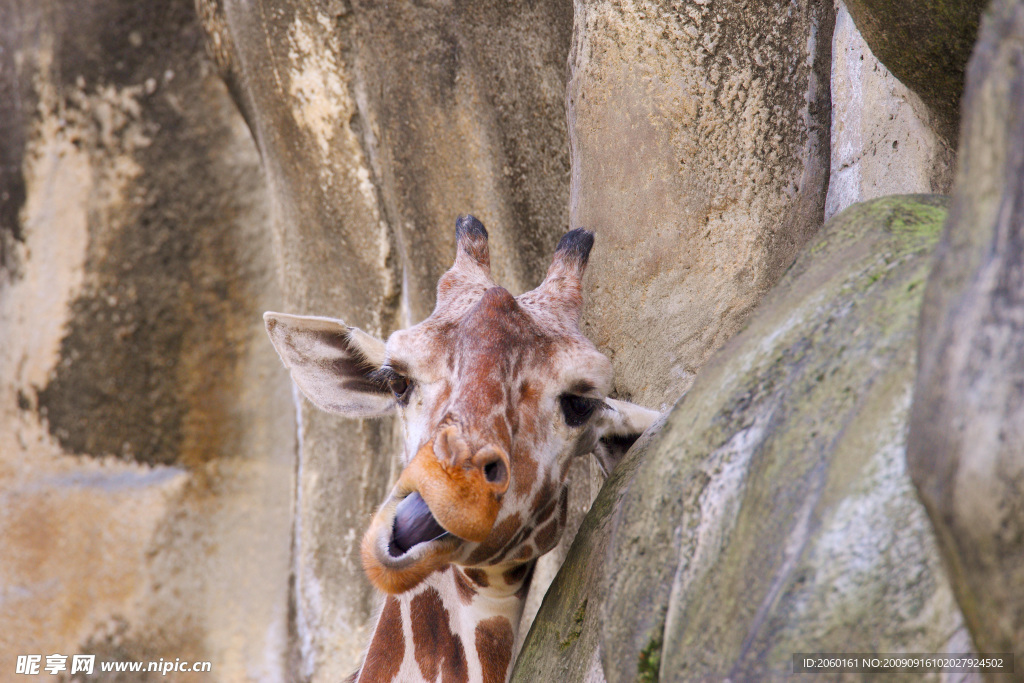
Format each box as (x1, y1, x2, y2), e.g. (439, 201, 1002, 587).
(396, 428, 509, 543)
(360, 428, 511, 593)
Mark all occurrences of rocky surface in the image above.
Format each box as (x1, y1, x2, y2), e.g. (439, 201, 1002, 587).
(0, 0, 294, 677)
(825, 1, 954, 220)
(568, 0, 834, 410)
(842, 0, 988, 146)
(908, 0, 1024, 672)
(513, 196, 974, 683)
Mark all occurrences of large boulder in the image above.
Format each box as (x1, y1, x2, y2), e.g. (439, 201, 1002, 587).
(908, 0, 1024, 670)
(568, 0, 834, 409)
(0, 0, 293, 677)
(513, 196, 974, 682)
(841, 0, 988, 146)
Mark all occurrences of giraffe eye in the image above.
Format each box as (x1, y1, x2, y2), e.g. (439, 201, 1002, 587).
(559, 394, 598, 427)
(373, 365, 414, 403)
(389, 375, 411, 401)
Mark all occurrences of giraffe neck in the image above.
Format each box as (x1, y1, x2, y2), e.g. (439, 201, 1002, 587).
(357, 562, 534, 683)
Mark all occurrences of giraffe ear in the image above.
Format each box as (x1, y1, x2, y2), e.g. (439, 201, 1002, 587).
(592, 398, 661, 476)
(527, 228, 595, 325)
(264, 312, 395, 418)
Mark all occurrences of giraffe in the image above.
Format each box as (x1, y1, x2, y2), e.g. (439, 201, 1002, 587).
(264, 215, 659, 682)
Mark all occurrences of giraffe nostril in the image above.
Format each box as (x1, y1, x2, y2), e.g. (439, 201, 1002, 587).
(483, 459, 506, 486)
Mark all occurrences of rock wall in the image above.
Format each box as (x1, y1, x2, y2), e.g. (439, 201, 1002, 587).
(842, 0, 988, 146)
(825, 1, 954, 220)
(569, 0, 833, 409)
(0, 0, 294, 678)
(908, 0, 1024, 671)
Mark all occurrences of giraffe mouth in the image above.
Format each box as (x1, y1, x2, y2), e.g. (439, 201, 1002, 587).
(361, 440, 503, 593)
(362, 490, 465, 594)
(388, 492, 451, 557)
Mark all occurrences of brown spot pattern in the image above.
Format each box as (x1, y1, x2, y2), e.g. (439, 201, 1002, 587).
(514, 562, 536, 600)
(512, 385, 541, 498)
(411, 587, 469, 683)
(452, 568, 477, 604)
(503, 563, 530, 586)
(466, 512, 521, 564)
(358, 597, 402, 683)
(433, 382, 453, 417)
(464, 568, 490, 588)
(512, 450, 539, 498)
(504, 395, 518, 436)
(489, 414, 511, 450)
(467, 380, 505, 419)
(489, 512, 550, 566)
(475, 616, 514, 683)
(487, 525, 530, 566)
(534, 496, 557, 528)
(532, 477, 556, 516)
(534, 519, 560, 554)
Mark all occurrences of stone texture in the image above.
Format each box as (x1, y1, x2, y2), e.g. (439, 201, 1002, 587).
(513, 196, 974, 683)
(196, 1, 576, 677)
(0, 0, 294, 678)
(568, 0, 834, 410)
(6, 0, 997, 679)
(842, 0, 988, 146)
(825, 1, 955, 220)
(908, 0, 1024, 672)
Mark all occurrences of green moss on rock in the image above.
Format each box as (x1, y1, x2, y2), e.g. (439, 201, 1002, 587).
(557, 600, 588, 652)
(637, 635, 662, 682)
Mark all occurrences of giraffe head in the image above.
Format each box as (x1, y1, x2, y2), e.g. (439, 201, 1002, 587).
(265, 216, 658, 594)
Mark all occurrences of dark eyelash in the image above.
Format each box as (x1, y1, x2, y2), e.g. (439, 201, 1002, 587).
(369, 367, 408, 397)
(368, 366, 402, 386)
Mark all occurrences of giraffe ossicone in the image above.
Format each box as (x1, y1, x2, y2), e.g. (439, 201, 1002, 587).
(265, 215, 659, 682)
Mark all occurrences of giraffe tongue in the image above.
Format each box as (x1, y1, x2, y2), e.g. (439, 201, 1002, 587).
(390, 492, 449, 557)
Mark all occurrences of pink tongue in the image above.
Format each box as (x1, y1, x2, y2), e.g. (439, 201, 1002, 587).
(390, 492, 448, 557)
